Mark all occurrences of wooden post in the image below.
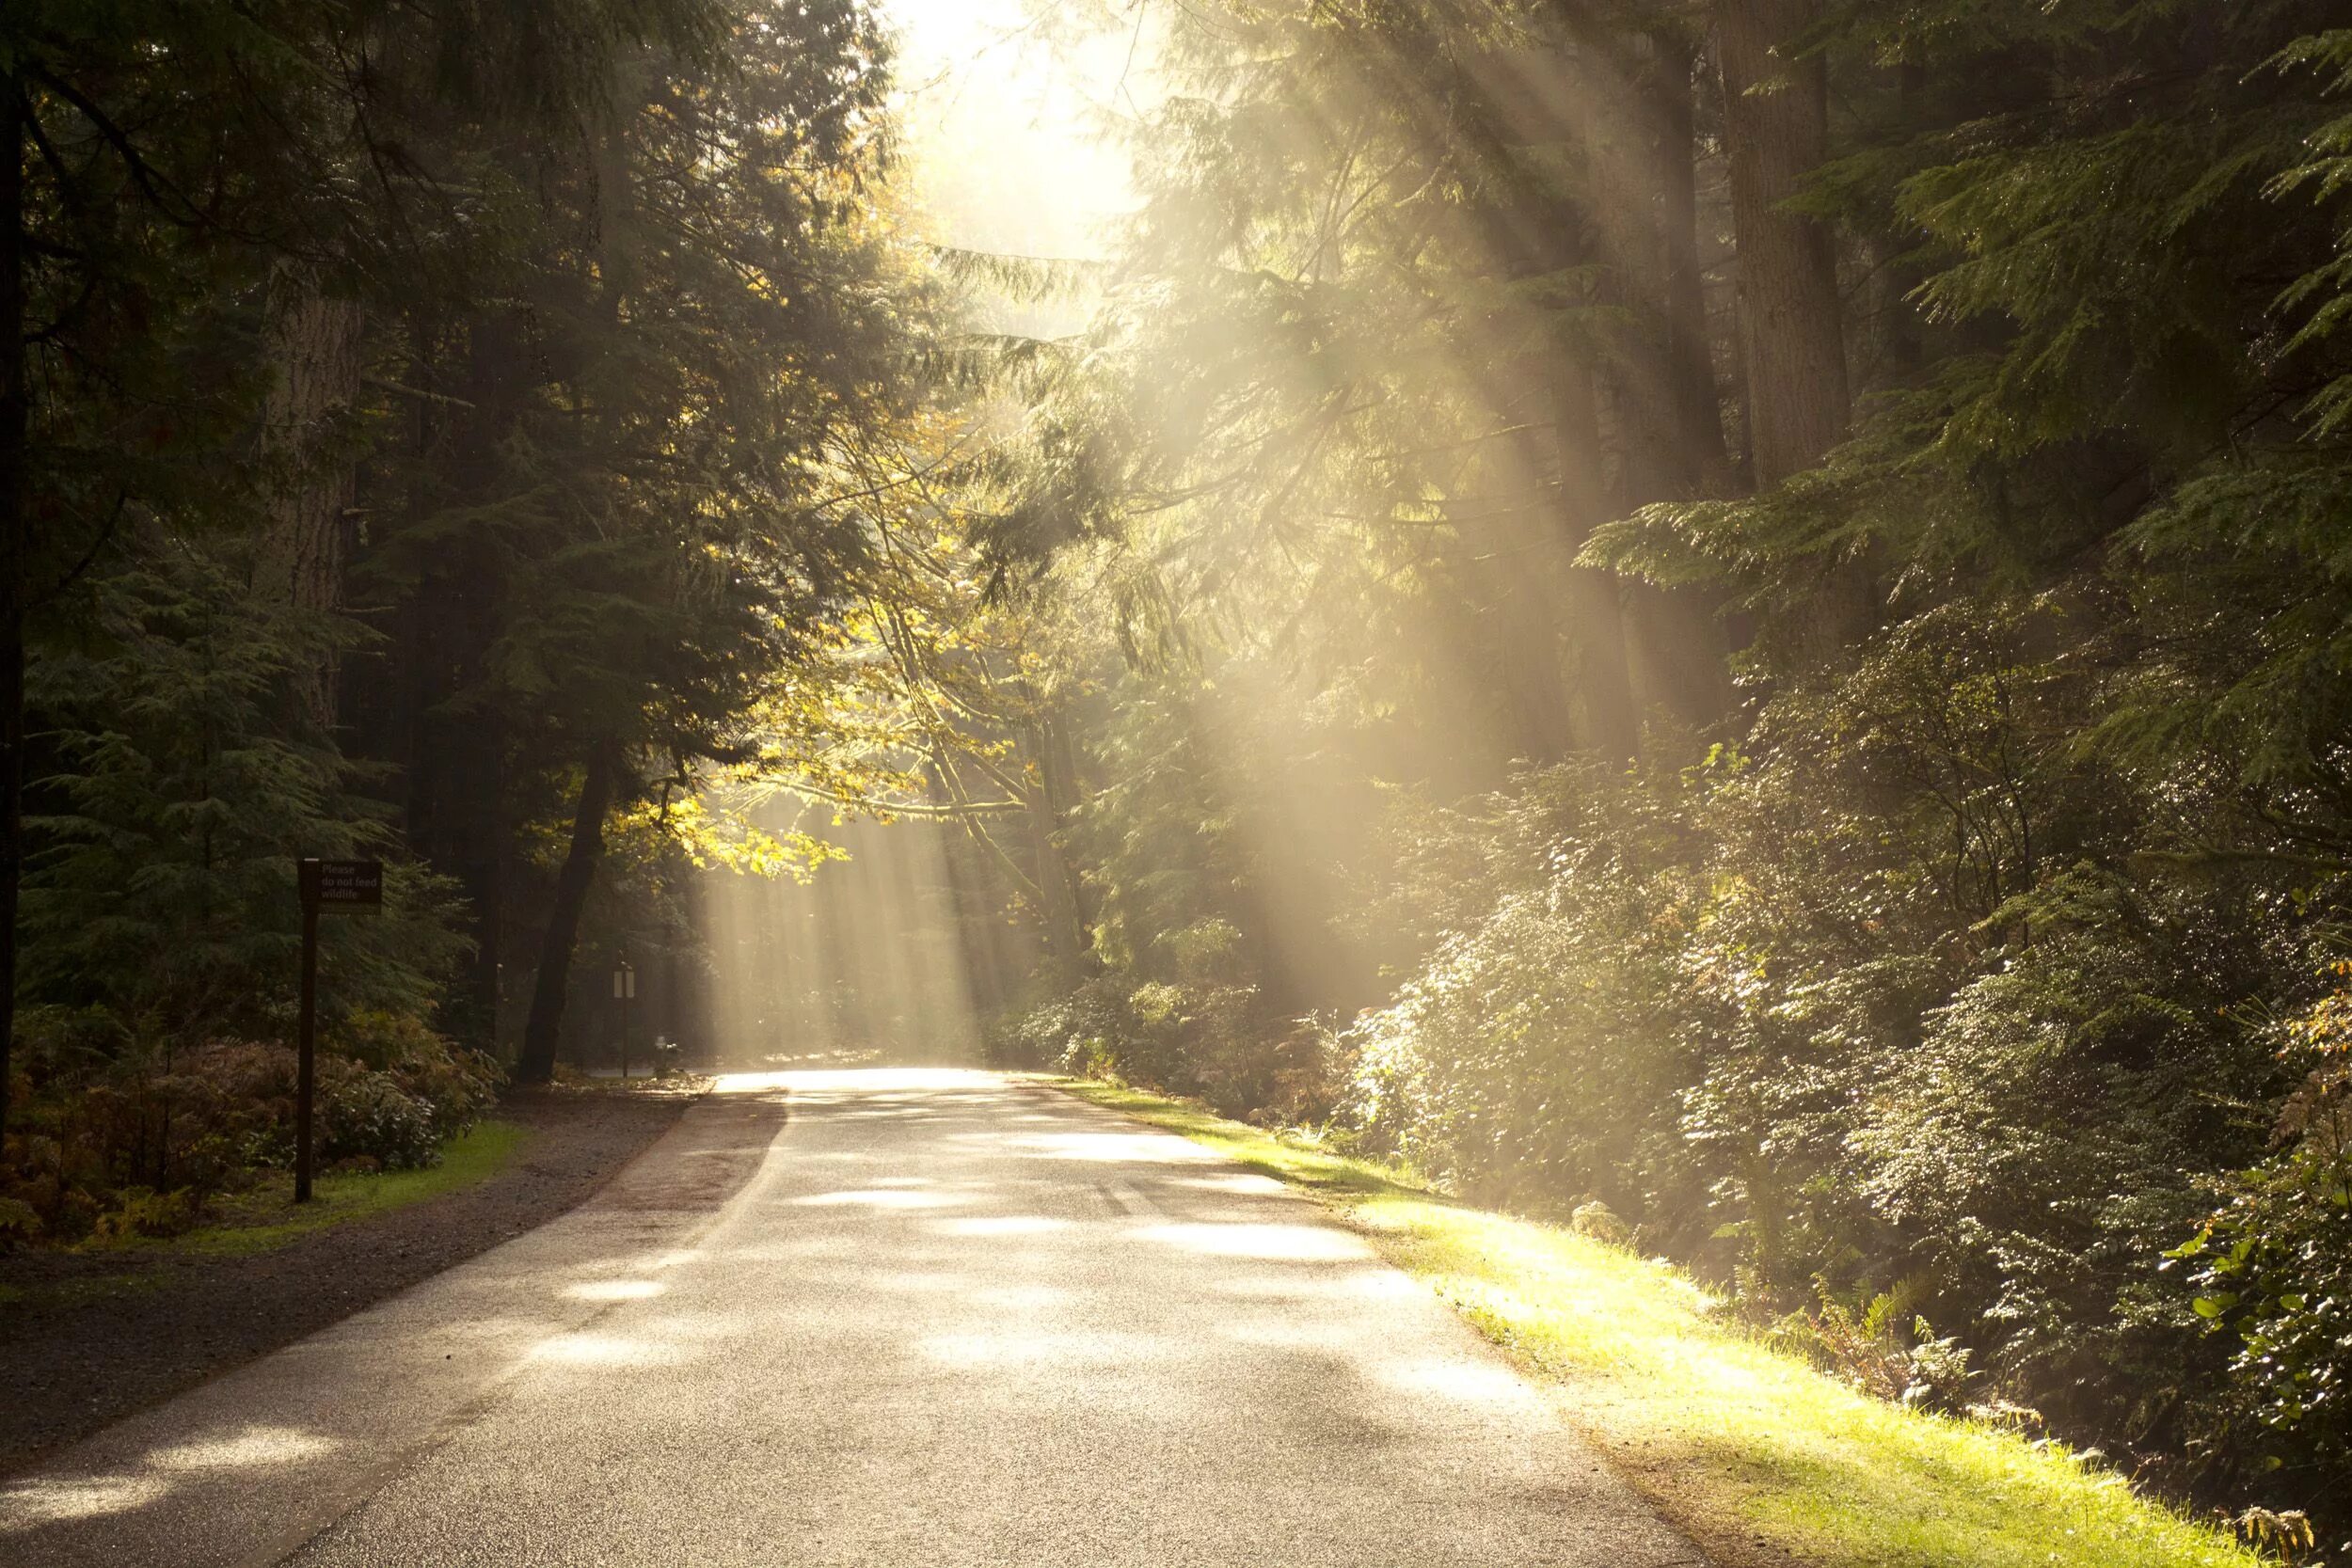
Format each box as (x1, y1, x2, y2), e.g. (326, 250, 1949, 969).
(292, 857, 378, 1203)
(295, 858, 322, 1203)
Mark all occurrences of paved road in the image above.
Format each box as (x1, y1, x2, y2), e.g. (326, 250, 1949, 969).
(2, 1069, 1701, 1567)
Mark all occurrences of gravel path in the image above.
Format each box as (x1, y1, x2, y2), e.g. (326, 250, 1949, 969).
(0, 1087, 693, 1474)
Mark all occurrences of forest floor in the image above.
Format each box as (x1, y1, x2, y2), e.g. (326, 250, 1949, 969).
(0, 1083, 699, 1474)
(1057, 1079, 2270, 1568)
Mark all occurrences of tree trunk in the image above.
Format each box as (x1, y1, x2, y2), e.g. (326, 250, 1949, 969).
(1583, 32, 1738, 733)
(930, 760, 1014, 1019)
(0, 71, 24, 1137)
(1026, 801, 1086, 967)
(1484, 24, 1730, 757)
(1866, 59, 1930, 382)
(254, 263, 364, 730)
(1716, 0, 1872, 665)
(516, 743, 620, 1084)
(1651, 36, 1733, 496)
(406, 312, 517, 1055)
(1476, 483, 1587, 763)
(1549, 354, 1639, 762)
(1716, 0, 1848, 488)
(1022, 717, 1089, 966)
(666, 851, 712, 1068)
(1572, 30, 1692, 504)
(1454, 39, 1631, 767)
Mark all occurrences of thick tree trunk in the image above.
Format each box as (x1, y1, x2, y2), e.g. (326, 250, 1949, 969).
(930, 761, 1014, 1019)
(0, 72, 24, 1137)
(1574, 32, 1692, 503)
(1597, 34, 1738, 732)
(1527, 26, 1731, 746)
(1650, 37, 1733, 496)
(1458, 40, 1637, 766)
(1023, 717, 1089, 966)
(1715, 0, 1871, 664)
(1479, 490, 1586, 763)
(516, 744, 620, 1084)
(254, 263, 364, 729)
(1026, 802, 1087, 967)
(504, 109, 646, 1081)
(1866, 59, 1930, 382)
(668, 853, 713, 1068)
(1549, 355, 1639, 762)
(406, 312, 517, 1055)
(1716, 0, 1848, 488)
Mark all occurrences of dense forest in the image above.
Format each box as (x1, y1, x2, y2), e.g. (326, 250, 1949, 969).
(5, 0, 2352, 1555)
(0, 0, 919, 1189)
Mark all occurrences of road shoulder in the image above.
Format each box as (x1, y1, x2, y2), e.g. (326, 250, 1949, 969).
(0, 1086, 696, 1475)
(1057, 1077, 2265, 1568)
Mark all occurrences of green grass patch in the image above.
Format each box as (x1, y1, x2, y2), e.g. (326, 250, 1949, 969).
(118, 1118, 531, 1259)
(1056, 1078, 2268, 1568)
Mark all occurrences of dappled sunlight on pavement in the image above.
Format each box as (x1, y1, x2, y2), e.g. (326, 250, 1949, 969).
(1134, 1220, 1372, 1262)
(1, 1474, 171, 1528)
(2, 1068, 1699, 1567)
(0, 1083, 791, 1565)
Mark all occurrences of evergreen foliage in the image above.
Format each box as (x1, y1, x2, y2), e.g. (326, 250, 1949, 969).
(968, 0, 2352, 1544)
(0, 0, 916, 1230)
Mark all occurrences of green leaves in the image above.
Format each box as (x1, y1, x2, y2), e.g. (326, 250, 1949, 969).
(22, 551, 466, 1045)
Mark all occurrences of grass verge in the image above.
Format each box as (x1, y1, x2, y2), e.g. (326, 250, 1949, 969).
(1056, 1077, 2268, 1568)
(0, 1120, 532, 1308)
(163, 1117, 531, 1257)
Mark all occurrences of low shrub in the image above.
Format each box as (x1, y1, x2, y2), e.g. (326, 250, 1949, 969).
(88, 1185, 199, 1243)
(318, 1072, 439, 1171)
(993, 970, 1327, 1120)
(986, 971, 1137, 1074)
(0, 1196, 45, 1248)
(331, 1011, 500, 1137)
(2171, 969, 2352, 1516)
(0, 1012, 501, 1243)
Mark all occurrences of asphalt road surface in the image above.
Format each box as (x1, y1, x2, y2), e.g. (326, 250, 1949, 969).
(1, 1069, 1704, 1567)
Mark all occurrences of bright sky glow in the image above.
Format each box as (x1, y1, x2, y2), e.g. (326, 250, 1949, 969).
(882, 0, 1142, 261)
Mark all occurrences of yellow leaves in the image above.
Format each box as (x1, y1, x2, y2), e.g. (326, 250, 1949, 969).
(2280, 974, 2352, 1060)
(714, 827, 851, 882)
(611, 786, 851, 883)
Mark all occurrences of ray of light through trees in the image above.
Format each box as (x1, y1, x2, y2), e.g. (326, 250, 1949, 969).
(3, 0, 2351, 1558)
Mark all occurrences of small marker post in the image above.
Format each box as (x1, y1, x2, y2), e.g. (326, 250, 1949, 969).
(612, 953, 637, 1079)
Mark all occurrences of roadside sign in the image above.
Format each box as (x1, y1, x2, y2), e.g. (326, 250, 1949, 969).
(305, 860, 383, 908)
(293, 858, 386, 1203)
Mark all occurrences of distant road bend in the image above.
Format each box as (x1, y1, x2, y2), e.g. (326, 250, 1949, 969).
(0, 1069, 1702, 1567)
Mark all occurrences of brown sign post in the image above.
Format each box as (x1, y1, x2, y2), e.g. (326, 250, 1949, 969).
(295, 859, 383, 1203)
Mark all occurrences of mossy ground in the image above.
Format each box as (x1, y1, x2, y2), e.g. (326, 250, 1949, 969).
(1057, 1078, 2269, 1568)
